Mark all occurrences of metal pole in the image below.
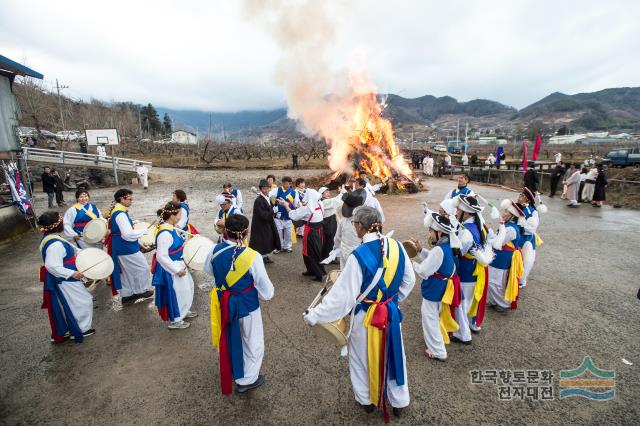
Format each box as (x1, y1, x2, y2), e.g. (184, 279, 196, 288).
(55, 79, 68, 131)
(109, 144, 119, 185)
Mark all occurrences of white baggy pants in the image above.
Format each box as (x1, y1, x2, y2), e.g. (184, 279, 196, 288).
(348, 310, 410, 408)
(452, 281, 475, 342)
(118, 251, 151, 297)
(59, 280, 93, 332)
(274, 218, 293, 250)
(235, 308, 265, 386)
(487, 267, 510, 309)
(421, 299, 447, 359)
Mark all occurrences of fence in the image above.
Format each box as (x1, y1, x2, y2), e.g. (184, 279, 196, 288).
(21, 147, 152, 172)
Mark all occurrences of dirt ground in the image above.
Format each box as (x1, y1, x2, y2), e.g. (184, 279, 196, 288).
(1, 167, 639, 425)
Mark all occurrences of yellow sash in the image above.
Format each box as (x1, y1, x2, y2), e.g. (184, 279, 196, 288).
(468, 257, 489, 318)
(210, 246, 258, 351)
(292, 227, 297, 244)
(362, 238, 399, 406)
(438, 266, 460, 345)
(111, 203, 127, 215)
(504, 242, 524, 303)
(535, 233, 544, 247)
(39, 234, 70, 252)
(153, 223, 173, 237)
(74, 203, 98, 220)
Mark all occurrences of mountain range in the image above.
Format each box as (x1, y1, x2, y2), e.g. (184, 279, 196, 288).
(159, 87, 640, 137)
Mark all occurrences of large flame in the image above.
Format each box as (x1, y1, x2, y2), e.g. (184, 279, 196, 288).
(312, 71, 412, 182)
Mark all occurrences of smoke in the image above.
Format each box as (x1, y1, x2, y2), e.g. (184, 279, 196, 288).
(243, 0, 411, 177)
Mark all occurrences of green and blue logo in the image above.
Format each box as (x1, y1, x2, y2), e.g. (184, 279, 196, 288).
(559, 356, 615, 400)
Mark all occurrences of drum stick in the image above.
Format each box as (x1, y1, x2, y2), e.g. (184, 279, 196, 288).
(79, 257, 110, 274)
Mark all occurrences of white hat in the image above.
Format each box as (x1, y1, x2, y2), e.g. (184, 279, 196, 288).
(439, 198, 459, 216)
(318, 186, 329, 195)
(500, 199, 527, 227)
(423, 210, 461, 248)
(215, 194, 228, 205)
(457, 194, 484, 214)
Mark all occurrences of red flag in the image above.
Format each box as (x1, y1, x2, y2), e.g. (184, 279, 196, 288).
(522, 140, 528, 172)
(532, 134, 542, 161)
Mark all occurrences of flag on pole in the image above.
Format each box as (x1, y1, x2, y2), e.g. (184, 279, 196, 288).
(532, 134, 542, 161)
(522, 140, 528, 172)
(2, 161, 34, 218)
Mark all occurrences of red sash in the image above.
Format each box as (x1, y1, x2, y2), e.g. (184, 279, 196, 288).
(150, 244, 185, 273)
(302, 205, 323, 257)
(219, 283, 255, 395)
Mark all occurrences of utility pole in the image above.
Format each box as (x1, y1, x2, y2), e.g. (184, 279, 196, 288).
(55, 79, 69, 131)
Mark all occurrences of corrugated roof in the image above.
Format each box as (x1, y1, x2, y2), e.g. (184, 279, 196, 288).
(0, 54, 43, 79)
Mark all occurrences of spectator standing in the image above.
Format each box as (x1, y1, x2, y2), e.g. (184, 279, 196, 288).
(51, 169, 65, 206)
(564, 163, 581, 207)
(549, 162, 565, 197)
(292, 153, 299, 170)
(592, 165, 608, 207)
(578, 167, 588, 203)
(41, 166, 56, 208)
(523, 161, 539, 194)
(582, 164, 597, 203)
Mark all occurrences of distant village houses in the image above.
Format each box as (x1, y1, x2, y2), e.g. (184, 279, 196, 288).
(170, 130, 197, 144)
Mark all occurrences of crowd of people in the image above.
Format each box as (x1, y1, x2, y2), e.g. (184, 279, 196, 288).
(36, 168, 548, 420)
(549, 160, 608, 207)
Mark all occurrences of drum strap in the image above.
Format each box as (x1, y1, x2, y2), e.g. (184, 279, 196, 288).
(341, 266, 384, 355)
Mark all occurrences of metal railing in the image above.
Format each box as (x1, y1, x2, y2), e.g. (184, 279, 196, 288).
(21, 147, 152, 172)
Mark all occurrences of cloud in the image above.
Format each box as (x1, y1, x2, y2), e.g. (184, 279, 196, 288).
(1, 0, 638, 111)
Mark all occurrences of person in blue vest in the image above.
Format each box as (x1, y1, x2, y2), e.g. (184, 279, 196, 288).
(172, 189, 199, 236)
(444, 174, 475, 200)
(486, 199, 526, 312)
(278, 188, 326, 281)
(105, 189, 153, 308)
(152, 201, 196, 330)
(215, 194, 241, 242)
(305, 206, 415, 419)
(205, 214, 274, 395)
(38, 211, 95, 343)
(451, 195, 495, 343)
(518, 187, 540, 288)
(222, 182, 244, 213)
(412, 211, 462, 361)
(62, 189, 104, 249)
(268, 176, 297, 253)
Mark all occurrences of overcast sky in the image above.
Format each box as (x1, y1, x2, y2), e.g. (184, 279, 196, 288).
(1, 0, 638, 112)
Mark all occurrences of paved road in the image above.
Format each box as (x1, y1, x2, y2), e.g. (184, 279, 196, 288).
(1, 168, 638, 425)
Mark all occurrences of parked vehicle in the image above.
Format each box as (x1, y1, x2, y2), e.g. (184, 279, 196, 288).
(56, 130, 82, 141)
(601, 148, 640, 167)
(63, 169, 91, 191)
(432, 144, 447, 152)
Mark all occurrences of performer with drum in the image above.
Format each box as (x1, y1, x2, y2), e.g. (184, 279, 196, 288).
(172, 189, 199, 236)
(38, 211, 95, 343)
(152, 201, 196, 330)
(204, 214, 274, 395)
(105, 189, 153, 307)
(304, 206, 415, 420)
(62, 189, 104, 248)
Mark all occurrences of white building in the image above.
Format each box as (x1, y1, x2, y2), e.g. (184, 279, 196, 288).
(171, 130, 197, 144)
(548, 134, 586, 145)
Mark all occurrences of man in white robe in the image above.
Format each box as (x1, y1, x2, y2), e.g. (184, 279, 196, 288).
(305, 206, 415, 418)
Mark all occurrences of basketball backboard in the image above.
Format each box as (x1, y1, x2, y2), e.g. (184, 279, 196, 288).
(85, 129, 119, 146)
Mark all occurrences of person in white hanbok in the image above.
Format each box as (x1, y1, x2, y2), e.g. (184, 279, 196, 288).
(63, 189, 104, 249)
(106, 189, 153, 308)
(152, 201, 196, 329)
(305, 207, 415, 418)
(38, 211, 95, 343)
(330, 192, 364, 268)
